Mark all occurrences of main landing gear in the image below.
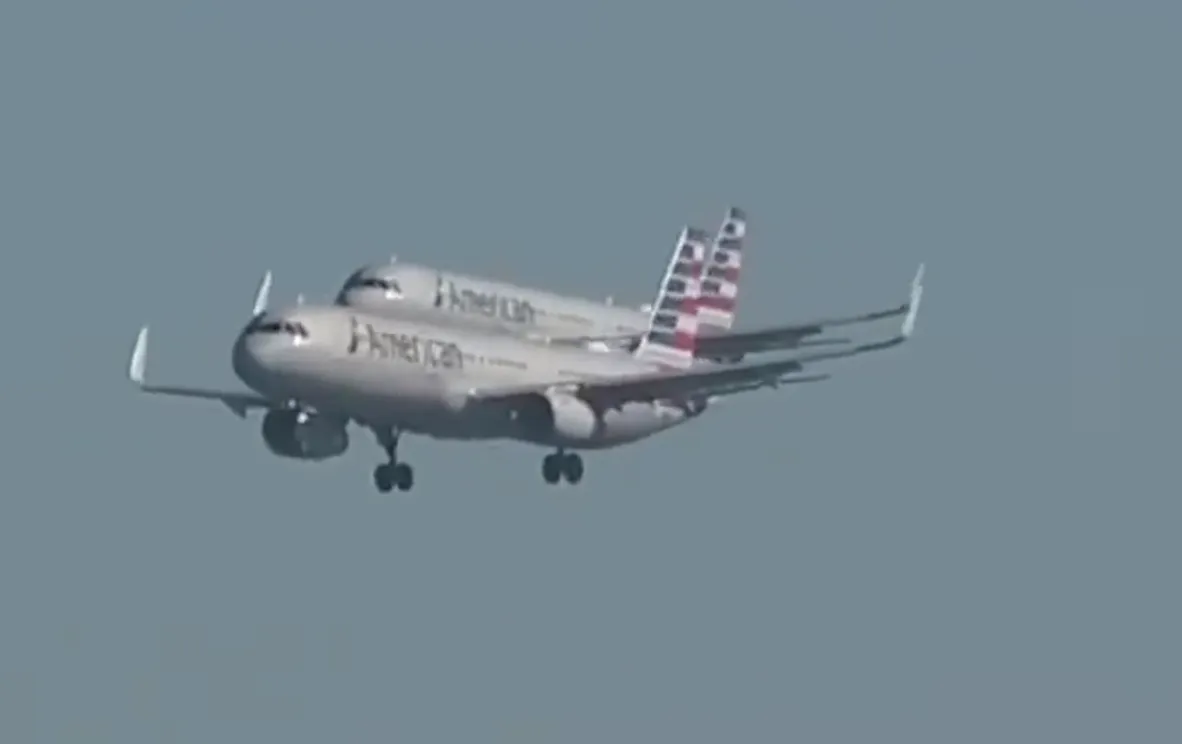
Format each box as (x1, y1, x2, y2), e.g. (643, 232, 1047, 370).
(373, 428, 414, 493)
(542, 450, 584, 485)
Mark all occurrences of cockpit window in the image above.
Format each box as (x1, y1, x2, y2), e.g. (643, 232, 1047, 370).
(348, 276, 402, 294)
(334, 272, 404, 305)
(246, 317, 309, 338)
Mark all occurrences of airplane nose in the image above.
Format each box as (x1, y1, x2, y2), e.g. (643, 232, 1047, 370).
(231, 332, 266, 389)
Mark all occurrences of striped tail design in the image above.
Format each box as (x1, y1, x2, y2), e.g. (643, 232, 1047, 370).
(697, 206, 747, 332)
(633, 226, 711, 369)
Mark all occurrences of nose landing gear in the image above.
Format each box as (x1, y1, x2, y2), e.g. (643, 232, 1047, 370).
(373, 428, 414, 493)
(542, 450, 584, 485)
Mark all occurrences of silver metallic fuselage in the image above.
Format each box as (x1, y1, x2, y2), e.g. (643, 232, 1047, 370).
(232, 304, 698, 450)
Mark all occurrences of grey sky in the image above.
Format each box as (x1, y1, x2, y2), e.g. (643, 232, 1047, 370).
(2, 1, 1179, 741)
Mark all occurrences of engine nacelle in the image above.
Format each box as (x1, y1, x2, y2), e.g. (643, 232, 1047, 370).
(517, 391, 602, 443)
(261, 409, 349, 461)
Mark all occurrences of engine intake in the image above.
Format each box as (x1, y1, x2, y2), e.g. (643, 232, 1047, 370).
(261, 409, 349, 460)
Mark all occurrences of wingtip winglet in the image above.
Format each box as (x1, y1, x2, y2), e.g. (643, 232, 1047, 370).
(902, 263, 924, 338)
(251, 270, 273, 317)
(129, 326, 149, 386)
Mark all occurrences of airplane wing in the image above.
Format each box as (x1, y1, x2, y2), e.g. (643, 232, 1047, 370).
(126, 327, 272, 417)
(694, 297, 911, 357)
(466, 264, 923, 409)
(531, 266, 923, 357)
(698, 371, 833, 397)
(467, 327, 910, 409)
(524, 330, 638, 348)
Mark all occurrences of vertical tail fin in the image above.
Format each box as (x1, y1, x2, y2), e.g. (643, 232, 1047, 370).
(632, 226, 711, 369)
(697, 206, 747, 333)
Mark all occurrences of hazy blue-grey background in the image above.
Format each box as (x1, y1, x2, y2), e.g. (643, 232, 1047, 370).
(2, 1, 1179, 741)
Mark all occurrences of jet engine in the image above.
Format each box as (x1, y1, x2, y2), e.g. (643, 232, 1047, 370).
(516, 391, 601, 443)
(261, 409, 349, 460)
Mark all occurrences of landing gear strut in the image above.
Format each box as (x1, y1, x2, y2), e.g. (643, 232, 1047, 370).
(373, 428, 414, 493)
(542, 450, 584, 485)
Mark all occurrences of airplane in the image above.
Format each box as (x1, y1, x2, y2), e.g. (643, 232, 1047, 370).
(333, 207, 909, 362)
(125, 229, 925, 492)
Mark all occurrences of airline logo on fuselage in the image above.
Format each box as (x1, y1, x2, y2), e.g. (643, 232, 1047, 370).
(443, 279, 537, 325)
(347, 317, 464, 370)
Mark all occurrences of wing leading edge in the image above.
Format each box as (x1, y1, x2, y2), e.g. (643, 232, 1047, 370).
(466, 264, 924, 408)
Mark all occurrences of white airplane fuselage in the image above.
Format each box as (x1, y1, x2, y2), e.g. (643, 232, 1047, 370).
(335, 262, 652, 343)
(231, 304, 701, 451)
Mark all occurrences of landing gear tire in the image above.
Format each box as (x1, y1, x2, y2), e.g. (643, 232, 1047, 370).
(562, 453, 584, 484)
(392, 463, 414, 491)
(542, 454, 562, 485)
(374, 464, 394, 493)
(373, 428, 414, 493)
(542, 452, 584, 485)
(373, 462, 415, 493)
